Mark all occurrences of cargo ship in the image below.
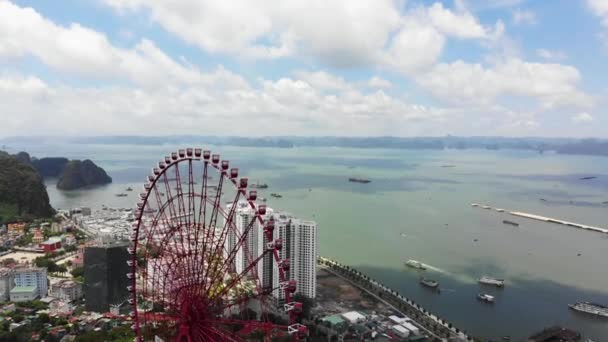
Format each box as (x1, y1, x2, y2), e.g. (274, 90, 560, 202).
(568, 302, 608, 318)
(348, 177, 371, 183)
(479, 276, 505, 287)
(405, 259, 426, 270)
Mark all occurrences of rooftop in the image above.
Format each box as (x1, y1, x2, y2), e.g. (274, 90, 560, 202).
(10, 285, 37, 293)
(321, 314, 346, 326)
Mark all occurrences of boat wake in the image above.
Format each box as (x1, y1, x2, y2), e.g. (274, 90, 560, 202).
(422, 263, 448, 274)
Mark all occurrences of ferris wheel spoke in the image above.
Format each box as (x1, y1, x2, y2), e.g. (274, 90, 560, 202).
(210, 249, 270, 302)
(200, 199, 251, 295)
(206, 326, 242, 342)
(199, 189, 242, 293)
(219, 287, 275, 313)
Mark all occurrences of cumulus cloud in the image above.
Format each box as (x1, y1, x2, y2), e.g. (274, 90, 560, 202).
(571, 112, 594, 123)
(416, 59, 592, 109)
(0, 1, 227, 87)
(0, 72, 444, 136)
(512, 9, 537, 25)
(102, 0, 502, 74)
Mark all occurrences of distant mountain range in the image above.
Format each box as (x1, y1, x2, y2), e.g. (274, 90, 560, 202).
(1, 135, 607, 156)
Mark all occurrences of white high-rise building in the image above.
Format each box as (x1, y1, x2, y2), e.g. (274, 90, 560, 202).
(12, 267, 48, 299)
(225, 201, 273, 288)
(272, 212, 317, 302)
(224, 202, 317, 302)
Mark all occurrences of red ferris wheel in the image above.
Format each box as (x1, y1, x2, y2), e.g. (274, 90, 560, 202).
(127, 148, 307, 341)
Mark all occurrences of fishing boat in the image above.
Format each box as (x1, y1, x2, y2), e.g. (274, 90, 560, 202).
(420, 278, 439, 289)
(405, 259, 426, 270)
(479, 276, 505, 287)
(477, 293, 495, 303)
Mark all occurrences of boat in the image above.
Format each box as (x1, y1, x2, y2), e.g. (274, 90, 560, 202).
(251, 182, 268, 189)
(348, 177, 371, 183)
(477, 293, 495, 303)
(568, 302, 608, 318)
(502, 220, 519, 227)
(115, 193, 128, 197)
(481, 205, 491, 209)
(479, 276, 505, 287)
(495, 208, 505, 212)
(471, 203, 479, 207)
(579, 176, 597, 180)
(420, 278, 439, 289)
(270, 193, 282, 198)
(405, 259, 426, 270)
(125, 187, 133, 191)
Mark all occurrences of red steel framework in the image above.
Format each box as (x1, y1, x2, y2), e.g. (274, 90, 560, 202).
(128, 148, 307, 341)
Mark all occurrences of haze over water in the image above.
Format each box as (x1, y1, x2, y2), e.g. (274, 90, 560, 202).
(13, 142, 608, 340)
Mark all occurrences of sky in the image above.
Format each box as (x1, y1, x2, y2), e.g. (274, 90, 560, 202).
(0, 0, 607, 137)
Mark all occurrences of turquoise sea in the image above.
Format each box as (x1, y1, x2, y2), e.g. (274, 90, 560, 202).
(9, 142, 608, 340)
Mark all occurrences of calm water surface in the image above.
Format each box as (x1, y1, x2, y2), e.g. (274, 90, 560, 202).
(11, 142, 608, 340)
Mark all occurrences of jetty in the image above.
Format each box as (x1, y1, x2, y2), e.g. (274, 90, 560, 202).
(509, 211, 608, 234)
(471, 204, 608, 234)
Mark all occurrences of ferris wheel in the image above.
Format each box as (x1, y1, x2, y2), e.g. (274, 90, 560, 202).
(127, 148, 307, 341)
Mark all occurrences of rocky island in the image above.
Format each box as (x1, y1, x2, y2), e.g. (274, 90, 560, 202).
(12, 151, 112, 191)
(56, 159, 112, 190)
(0, 151, 55, 223)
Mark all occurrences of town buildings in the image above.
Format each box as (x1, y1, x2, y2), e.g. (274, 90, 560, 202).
(50, 280, 82, 302)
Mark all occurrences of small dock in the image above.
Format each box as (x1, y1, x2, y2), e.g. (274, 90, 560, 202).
(471, 203, 608, 234)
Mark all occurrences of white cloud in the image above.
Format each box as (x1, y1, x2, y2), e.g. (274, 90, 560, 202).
(536, 49, 567, 61)
(512, 9, 537, 25)
(368, 76, 392, 89)
(587, 0, 608, 50)
(103, 0, 502, 74)
(103, 0, 401, 66)
(0, 1, 220, 87)
(587, 0, 608, 27)
(425, 2, 488, 38)
(571, 112, 594, 123)
(292, 70, 350, 91)
(0, 72, 444, 136)
(382, 20, 447, 74)
(416, 59, 592, 109)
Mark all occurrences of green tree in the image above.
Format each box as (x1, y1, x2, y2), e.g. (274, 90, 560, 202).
(71, 266, 84, 278)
